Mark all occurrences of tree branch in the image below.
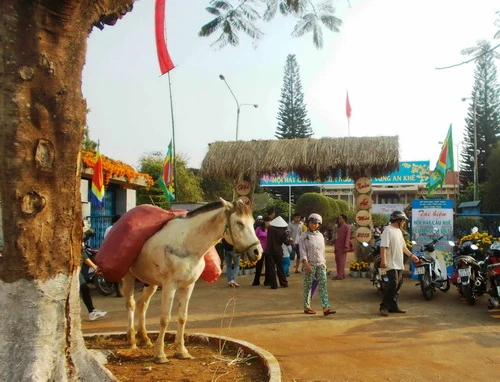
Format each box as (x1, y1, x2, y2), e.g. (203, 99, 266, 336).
(435, 43, 500, 70)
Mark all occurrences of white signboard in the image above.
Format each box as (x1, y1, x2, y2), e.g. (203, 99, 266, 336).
(411, 199, 454, 277)
(372, 204, 405, 216)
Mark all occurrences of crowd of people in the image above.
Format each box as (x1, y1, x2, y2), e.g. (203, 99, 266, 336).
(82, 209, 416, 322)
(242, 209, 417, 317)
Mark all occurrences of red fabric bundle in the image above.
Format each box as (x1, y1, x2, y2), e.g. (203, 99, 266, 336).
(95, 205, 176, 282)
(200, 246, 222, 283)
(95, 205, 221, 283)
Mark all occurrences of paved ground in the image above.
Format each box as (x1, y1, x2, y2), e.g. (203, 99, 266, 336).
(82, 248, 500, 381)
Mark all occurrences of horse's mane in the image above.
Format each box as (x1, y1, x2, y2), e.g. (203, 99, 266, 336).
(185, 199, 252, 218)
(186, 201, 223, 218)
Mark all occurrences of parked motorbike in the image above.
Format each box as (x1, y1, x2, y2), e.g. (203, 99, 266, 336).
(412, 236, 450, 300)
(362, 238, 387, 294)
(82, 228, 116, 296)
(485, 241, 500, 310)
(452, 237, 487, 305)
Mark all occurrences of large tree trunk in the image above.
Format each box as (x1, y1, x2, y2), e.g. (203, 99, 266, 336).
(0, 1, 134, 380)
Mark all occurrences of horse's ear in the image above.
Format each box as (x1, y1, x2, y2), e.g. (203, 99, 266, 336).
(219, 197, 233, 210)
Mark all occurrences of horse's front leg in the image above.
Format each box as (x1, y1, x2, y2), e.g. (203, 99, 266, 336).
(122, 272, 137, 349)
(136, 284, 158, 347)
(174, 283, 196, 359)
(154, 283, 176, 364)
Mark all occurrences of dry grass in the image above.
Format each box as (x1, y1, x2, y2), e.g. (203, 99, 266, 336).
(201, 136, 399, 181)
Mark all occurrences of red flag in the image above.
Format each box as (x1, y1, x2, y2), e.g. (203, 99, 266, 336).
(155, 0, 175, 75)
(346, 91, 352, 119)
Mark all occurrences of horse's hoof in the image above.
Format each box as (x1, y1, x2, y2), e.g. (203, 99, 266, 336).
(138, 339, 153, 348)
(154, 356, 169, 364)
(175, 352, 194, 360)
(129, 344, 137, 350)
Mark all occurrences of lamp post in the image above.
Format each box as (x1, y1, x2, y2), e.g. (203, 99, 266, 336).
(461, 96, 478, 201)
(219, 74, 258, 141)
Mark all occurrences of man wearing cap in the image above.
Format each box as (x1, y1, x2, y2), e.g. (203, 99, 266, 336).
(266, 216, 292, 289)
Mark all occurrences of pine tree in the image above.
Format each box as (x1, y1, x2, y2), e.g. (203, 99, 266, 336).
(460, 40, 500, 193)
(275, 54, 313, 139)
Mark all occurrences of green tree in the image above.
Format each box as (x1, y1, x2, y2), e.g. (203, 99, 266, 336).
(176, 158, 204, 202)
(253, 198, 294, 221)
(460, 40, 500, 191)
(483, 144, 500, 212)
(323, 197, 340, 226)
(136, 151, 170, 209)
(199, 0, 343, 49)
(275, 54, 313, 139)
(199, 175, 233, 202)
(82, 126, 97, 151)
(137, 152, 204, 208)
(295, 192, 333, 221)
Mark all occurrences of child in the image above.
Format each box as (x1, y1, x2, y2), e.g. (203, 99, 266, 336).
(281, 243, 292, 277)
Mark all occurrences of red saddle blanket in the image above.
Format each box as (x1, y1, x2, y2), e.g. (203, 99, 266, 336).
(95, 205, 221, 283)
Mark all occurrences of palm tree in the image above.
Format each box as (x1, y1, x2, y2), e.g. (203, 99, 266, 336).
(199, 0, 343, 49)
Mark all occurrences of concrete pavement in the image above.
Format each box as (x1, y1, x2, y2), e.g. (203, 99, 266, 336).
(82, 248, 500, 381)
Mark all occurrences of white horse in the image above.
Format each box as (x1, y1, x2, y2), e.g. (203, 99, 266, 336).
(121, 198, 262, 363)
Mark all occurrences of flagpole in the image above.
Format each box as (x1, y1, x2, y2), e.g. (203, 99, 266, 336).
(167, 71, 177, 199)
(348, 118, 350, 137)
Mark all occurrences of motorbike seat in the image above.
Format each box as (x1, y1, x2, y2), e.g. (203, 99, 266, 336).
(420, 256, 433, 263)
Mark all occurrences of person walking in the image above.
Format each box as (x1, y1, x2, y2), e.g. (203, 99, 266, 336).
(252, 217, 271, 286)
(333, 214, 351, 280)
(222, 238, 240, 287)
(281, 243, 292, 277)
(287, 213, 303, 274)
(265, 216, 291, 289)
(80, 249, 108, 321)
(379, 210, 419, 316)
(300, 213, 336, 316)
(104, 214, 123, 297)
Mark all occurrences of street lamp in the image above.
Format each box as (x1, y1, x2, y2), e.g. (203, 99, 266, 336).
(219, 74, 258, 141)
(461, 96, 478, 201)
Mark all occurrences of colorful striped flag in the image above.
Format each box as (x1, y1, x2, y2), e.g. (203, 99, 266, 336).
(346, 91, 352, 119)
(155, 0, 175, 75)
(427, 124, 454, 194)
(91, 148, 105, 208)
(158, 139, 175, 201)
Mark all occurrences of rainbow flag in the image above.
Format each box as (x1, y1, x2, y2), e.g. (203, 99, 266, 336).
(91, 148, 105, 208)
(427, 124, 454, 194)
(158, 139, 175, 201)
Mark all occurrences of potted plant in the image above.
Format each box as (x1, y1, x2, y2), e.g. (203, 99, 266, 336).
(240, 259, 256, 275)
(359, 261, 369, 278)
(349, 262, 360, 278)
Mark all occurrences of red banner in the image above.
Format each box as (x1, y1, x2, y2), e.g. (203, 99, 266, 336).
(346, 91, 352, 119)
(155, 0, 175, 75)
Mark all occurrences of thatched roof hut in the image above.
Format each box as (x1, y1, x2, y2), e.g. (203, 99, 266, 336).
(201, 136, 400, 182)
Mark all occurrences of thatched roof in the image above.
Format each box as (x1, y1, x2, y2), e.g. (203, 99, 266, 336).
(201, 136, 400, 181)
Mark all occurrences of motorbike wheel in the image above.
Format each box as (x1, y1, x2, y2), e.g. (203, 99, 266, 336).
(94, 275, 115, 296)
(437, 278, 451, 292)
(461, 283, 475, 305)
(419, 273, 434, 300)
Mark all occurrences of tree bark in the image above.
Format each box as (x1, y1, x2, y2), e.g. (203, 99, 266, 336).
(0, 1, 134, 380)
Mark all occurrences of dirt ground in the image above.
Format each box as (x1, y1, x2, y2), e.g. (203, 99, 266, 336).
(82, 248, 500, 381)
(85, 333, 268, 381)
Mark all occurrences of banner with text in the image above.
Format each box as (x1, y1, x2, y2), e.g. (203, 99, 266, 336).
(260, 161, 430, 186)
(411, 199, 454, 277)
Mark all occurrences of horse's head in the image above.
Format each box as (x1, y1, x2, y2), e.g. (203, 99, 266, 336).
(220, 198, 262, 263)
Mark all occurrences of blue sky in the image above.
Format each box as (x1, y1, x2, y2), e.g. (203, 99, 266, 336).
(83, 0, 500, 171)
